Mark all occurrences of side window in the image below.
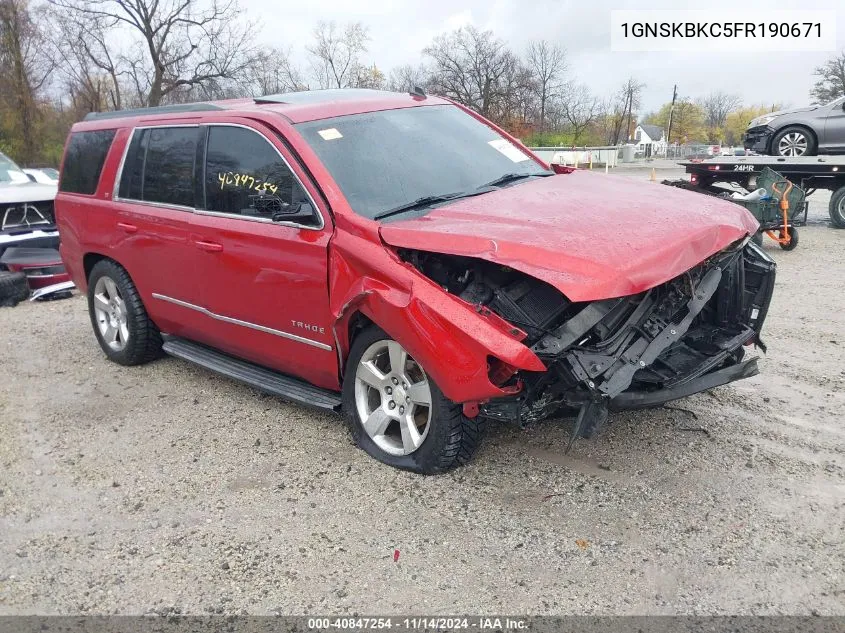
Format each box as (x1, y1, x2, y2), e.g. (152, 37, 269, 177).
(117, 126, 197, 208)
(118, 129, 149, 200)
(143, 127, 197, 207)
(204, 126, 309, 220)
(60, 130, 117, 194)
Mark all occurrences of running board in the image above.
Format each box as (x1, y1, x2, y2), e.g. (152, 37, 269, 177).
(161, 336, 342, 412)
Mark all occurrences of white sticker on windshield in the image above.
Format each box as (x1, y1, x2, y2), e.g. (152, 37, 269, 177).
(488, 139, 530, 163)
(318, 128, 343, 140)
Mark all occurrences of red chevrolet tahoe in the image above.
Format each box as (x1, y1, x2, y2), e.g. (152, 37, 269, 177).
(56, 89, 775, 473)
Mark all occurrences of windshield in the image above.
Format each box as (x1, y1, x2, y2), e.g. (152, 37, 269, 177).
(295, 104, 549, 219)
(0, 151, 30, 184)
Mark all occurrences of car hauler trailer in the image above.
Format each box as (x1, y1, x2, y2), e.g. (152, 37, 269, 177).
(678, 156, 845, 229)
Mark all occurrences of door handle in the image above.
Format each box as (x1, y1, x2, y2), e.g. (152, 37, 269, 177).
(194, 240, 223, 253)
(117, 222, 138, 234)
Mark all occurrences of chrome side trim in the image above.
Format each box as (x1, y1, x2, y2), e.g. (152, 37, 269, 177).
(151, 293, 333, 351)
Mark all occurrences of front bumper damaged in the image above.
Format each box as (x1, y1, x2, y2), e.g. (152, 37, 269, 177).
(479, 240, 776, 445)
(609, 356, 758, 409)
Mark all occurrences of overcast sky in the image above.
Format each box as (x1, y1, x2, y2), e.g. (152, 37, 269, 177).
(240, 0, 844, 113)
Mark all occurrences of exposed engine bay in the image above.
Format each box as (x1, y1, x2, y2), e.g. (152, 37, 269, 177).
(401, 239, 776, 445)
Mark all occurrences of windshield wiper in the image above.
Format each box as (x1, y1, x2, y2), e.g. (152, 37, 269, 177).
(373, 192, 467, 221)
(477, 172, 552, 190)
(373, 174, 553, 221)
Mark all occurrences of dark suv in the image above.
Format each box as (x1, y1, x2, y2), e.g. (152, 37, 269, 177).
(56, 89, 775, 473)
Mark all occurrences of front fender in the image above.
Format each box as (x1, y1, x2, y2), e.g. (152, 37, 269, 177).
(329, 232, 545, 403)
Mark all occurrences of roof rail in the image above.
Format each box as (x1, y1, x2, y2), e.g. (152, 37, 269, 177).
(83, 102, 224, 121)
(254, 89, 399, 106)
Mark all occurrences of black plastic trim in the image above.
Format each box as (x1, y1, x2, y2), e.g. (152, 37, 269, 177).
(609, 357, 759, 410)
(161, 335, 342, 412)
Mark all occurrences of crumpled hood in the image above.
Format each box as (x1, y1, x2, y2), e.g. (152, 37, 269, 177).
(379, 171, 759, 302)
(0, 181, 57, 204)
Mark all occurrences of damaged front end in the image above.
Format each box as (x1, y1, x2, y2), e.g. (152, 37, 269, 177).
(402, 238, 776, 444)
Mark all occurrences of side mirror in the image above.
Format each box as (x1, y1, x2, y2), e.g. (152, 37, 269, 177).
(272, 201, 315, 223)
(26, 173, 37, 182)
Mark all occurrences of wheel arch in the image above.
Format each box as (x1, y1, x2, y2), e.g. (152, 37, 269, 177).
(770, 124, 818, 155)
(83, 252, 111, 282)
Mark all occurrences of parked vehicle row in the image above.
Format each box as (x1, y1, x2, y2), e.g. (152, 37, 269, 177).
(0, 151, 70, 305)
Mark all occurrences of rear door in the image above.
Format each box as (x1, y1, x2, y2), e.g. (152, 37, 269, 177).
(112, 125, 205, 337)
(822, 98, 845, 152)
(188, 120, 338, 390)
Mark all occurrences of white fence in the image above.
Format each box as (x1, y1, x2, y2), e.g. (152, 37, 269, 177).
(529, 146, 623, 169)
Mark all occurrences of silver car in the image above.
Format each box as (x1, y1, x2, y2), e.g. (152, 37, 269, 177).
(744, 96, 845, 157)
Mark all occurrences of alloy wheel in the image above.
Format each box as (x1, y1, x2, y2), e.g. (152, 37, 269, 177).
(777, 132, 808, 157)
(354, 339, 432, 456)
(92, 275, 130, 351)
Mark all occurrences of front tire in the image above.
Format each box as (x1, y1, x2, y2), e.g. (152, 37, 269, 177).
(87, 259, 162, 366)
(771, 126, 816, 157)
(342, 326, 484, 473)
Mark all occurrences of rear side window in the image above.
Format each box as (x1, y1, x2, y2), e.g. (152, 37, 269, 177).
(60, 130, 116, 194)
(118, 127, 198, 208)
(117, 128, 148, 200)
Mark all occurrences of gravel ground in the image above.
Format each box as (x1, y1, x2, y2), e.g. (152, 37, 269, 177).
(1, 172, 843, 615)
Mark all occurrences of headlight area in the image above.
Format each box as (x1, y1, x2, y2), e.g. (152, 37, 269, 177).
(401, 243, 776, 446)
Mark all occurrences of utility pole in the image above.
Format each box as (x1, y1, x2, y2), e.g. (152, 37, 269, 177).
(666, 84, 678, 144)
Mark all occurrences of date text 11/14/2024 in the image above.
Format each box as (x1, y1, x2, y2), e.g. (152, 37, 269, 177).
(307, 617, 528, 630)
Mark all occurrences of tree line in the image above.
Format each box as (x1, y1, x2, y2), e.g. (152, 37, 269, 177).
(2, 0, 844, 166)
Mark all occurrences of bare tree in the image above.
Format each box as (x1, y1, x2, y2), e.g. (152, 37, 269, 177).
(48, 0, 258, 106)
(699, 91, 741, 141)
(525, 40, 565, 131)
(599, 78, 645, 146)
(245, 47, 307, 96)
(558, 82, 600, 144)
(605, 92, 628, 145)
(810, 51, 845, 104)
(498, 60, 536, 127)
(353, 64, 385, 90)
(424, 26, 523, 123)
(620, 77, 645, 143)
(307, 21, 369, 89)
(0, 0, 52, 163)
(386, 63, 429, 93)
(46, 9, 123, 113)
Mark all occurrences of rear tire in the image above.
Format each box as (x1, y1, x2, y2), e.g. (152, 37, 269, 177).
(87, 260, 162, 366)
(0, 271, 29, 307)
(342, 326, 485, 474)
(830, 186, 845, 229)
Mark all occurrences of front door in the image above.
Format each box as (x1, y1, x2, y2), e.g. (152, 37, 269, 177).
(189, 121, 338, 391)
(822, 99, 845, 153)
